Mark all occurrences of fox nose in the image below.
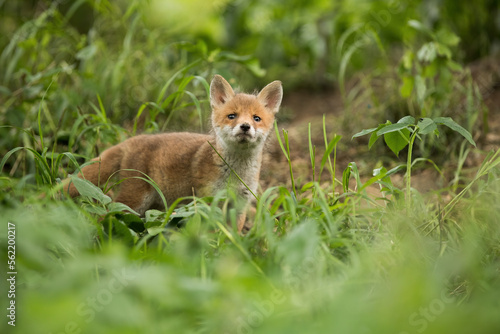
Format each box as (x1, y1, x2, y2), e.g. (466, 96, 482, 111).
(240, 123, 251, 132)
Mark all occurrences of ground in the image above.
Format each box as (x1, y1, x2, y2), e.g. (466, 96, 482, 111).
(260, 55, 500, 197)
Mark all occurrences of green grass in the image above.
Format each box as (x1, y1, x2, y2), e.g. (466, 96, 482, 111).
(2, 2, 500, 334)
(2, 120, 500, 333)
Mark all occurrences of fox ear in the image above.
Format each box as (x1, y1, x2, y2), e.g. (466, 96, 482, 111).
(257, 80, 283, 114)
(210, 75, 235, 109)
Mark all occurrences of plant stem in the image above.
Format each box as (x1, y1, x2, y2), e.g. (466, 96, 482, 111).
(406, 129, 418, 211)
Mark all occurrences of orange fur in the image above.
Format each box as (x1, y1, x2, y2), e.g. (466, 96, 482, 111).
(67, 75, 282, 232)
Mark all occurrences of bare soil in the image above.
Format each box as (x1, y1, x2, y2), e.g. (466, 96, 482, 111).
(260, 55, 500, 198)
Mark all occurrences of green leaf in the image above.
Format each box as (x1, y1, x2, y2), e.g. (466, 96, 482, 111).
(368, 131, 380, 149)
(400, 76, 414, 98)
(147, 226, 165, 236)
(401, 50, 414, 70)
(368, 121, 392, 148)
(352, 127, 378, 138)
(243, 58, 266, 77)
(342, 165, 351, 193)
(70, 175, 112, 205)
(320, 134, 341, 172)
(436, 29, 460, 47)
(386, 164, 407, 176)
(301, 182, 315, 193)
(84, 206, 107, 216)
(398, 116, 416, 125)
(433, 117, 476, 147)
(417, 42, 437, 62)
(145, 209, 165, 225)
(436, 43, 452, 59)
(353, 122, 392, 149)
(384, 128, 410, 157)
(107, 202, 139, 215)
(408, 20, 432, 35)
(102, 214, 136, 245)
(0, 147, 25, 172)
(415, 75, 426, 104)
(360, 167, 390, 192)
(115, 213, 145, 233)
(422, 61, 438, 78)
(343, 162, 362, 191)
(447, 60, 463, 72)
(417, 118, 437, 135)
(376, 122, 411, 136)
(75, 44, 97, 60)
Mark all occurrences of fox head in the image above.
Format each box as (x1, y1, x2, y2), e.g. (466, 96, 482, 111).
(210, 75, 282, 149)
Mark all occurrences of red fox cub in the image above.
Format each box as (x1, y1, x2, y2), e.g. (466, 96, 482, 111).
(67, 75, 283, 232)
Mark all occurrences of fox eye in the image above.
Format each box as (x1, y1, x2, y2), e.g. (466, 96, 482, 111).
(227, 114, 236, 120)
(253, 115, 261, 122)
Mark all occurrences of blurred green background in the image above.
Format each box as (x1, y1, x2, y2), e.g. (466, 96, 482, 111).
(1, 1, 500, 334)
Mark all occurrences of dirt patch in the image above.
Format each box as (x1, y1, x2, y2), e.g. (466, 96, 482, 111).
(260, 55, 500, 197)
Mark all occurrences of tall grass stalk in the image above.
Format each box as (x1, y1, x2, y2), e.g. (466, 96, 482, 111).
(274, 122, 297, 199)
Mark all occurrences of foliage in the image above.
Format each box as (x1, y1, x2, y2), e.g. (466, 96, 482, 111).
(353, 115, 476, 209)
(0, 1, 265, 178)
(1, 1, 500, 334)
(2, 123, 500, 333)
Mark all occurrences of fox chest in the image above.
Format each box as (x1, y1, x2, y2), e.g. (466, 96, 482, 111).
(211, 160, 259, 199)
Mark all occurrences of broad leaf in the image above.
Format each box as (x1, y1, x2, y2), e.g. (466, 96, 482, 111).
(447, 60, 463, 72)
(417, 118, 437, 135)
(433, 117, 476, 147)
(384, 128, 411, 157)
(368, 131, 380, 149)
(368, 122, 391, 148)
(436, 29, 460, 47)
(102, 214, 137, 245)
(352, 127, 378, 138)
(107, 202, 140, 215)
(145, 209, 165, 225)
(70, 175, 112, 205)
(377, 122, 411, 136)
(398, 116, 416, 125)
(417, 42, 437, 62)
(436, 43, 452, 59)
(114, 213, 144, 233)
(422, 62, 438, 78)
